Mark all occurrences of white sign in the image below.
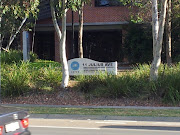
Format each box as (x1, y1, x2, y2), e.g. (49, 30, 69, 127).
(68, 58, 117, 75)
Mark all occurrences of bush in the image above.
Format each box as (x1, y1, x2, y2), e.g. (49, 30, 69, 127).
(155, 63, 180, 103)
(32, 64, 63, 89)
(30, 52, 38, 62)
(1, 50, 37, 64)
(1, 50, 23, 64)
(173, 55, 180, 62)
(124, 23, 153, 63)
(1, 62, 31, 97)
(76, 63, 180, 104)
(1, 60, 62, 97)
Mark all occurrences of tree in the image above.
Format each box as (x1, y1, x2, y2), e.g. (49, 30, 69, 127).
(74, 0, 91, 58)
(78, 0, 84, 58)
(150, 0, 168, 80)
(171, 0, 180, 62)
(50, 0, 69, 88)
(0, 1, 2, 49)
(0, 0, 39, 51)
(166, 0, 172, 66)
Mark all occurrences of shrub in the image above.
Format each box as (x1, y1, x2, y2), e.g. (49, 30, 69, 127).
(76, 63, 180, 104)
(155, 63, 180, 104)
(33, 65, 63, 89)
(173, 55, 180, 62)
(29, 52, 38, 62)
(1, 50, 23, 64)
(124, 23, 153, 64)
(1, 62, 31, 97)
(1, 60, 63, 97)
(1, 50, 37, 64)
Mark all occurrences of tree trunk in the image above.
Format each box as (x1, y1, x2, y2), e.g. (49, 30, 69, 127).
(50, 0, 69, 88)
(152, 0, 159, 58)
(0, 1, 2, 49)
(5, 17, 27, 50)
(78, 2, 84, 58)
(150, 0, 168, 81)
(60, 0, 69, 88)
(166, 0, 172, 66)
(0, 16, 2, 49)
(32, 19, 37, 52)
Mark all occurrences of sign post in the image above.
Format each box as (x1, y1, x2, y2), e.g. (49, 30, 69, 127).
(23, 31, 30, 61)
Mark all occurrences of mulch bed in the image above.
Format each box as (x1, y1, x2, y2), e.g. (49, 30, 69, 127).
(2, 88, 177, 107)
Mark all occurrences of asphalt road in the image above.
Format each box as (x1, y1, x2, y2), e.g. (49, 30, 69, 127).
(29, 127, 180, 135)
(29, 119, 180, 135)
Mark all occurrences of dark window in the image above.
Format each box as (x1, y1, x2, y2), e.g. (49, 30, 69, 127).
(95, 0, 123, 7)
(38, 0, 51, 20)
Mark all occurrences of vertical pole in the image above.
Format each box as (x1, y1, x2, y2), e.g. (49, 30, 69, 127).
(23, 31, 30, 61)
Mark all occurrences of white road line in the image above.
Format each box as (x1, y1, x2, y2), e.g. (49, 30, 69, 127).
(95, 120, 137, 124)
(103, 120, 138, 122)
(96, 122, 127, 124)
(29, 125, 101, 130)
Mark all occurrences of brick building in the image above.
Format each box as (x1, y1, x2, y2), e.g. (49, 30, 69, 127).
(33, 0, 131, 62)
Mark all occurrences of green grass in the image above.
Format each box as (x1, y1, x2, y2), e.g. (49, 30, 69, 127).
(1, 60, 62, 97)
(29, 59, 61, 69)
(21, 107, 180, 117)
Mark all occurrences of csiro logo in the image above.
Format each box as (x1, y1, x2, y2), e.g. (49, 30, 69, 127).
(71, 61, 79, 70)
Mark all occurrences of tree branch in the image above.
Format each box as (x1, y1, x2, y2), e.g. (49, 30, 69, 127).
(6, 16, 27, 50)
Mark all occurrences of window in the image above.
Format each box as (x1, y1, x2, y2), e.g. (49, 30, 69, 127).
(95, 0, 123, 7)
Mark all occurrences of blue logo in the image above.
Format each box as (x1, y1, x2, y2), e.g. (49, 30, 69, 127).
(71, 61, 79, 70)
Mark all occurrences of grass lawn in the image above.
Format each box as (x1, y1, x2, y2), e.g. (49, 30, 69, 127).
(20, 107, 180, 117)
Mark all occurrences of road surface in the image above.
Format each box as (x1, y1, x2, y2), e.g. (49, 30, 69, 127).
(29, 119, 180, 135)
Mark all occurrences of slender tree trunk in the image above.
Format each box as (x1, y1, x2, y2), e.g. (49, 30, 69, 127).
(72, 10, 75, 58)
(150, 0, 168, 81)
(0, 16, 2, 49)
(78, 2, 84, 58)
(32, 19, 37, 53)
(50, 0, 69, 88)
(0, 1, 2, 49)
(152, 0, 159, 58)
(5, 17, 27, 50)
(60, 0, 69, 88)
(166, 0, 172, 66)
(50, 0, 62, 39)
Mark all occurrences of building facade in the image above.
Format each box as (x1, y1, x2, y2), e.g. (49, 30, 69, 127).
(33, 0, 131, 62)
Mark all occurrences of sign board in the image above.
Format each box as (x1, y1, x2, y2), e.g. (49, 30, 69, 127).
(68, 58, 117, 75)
